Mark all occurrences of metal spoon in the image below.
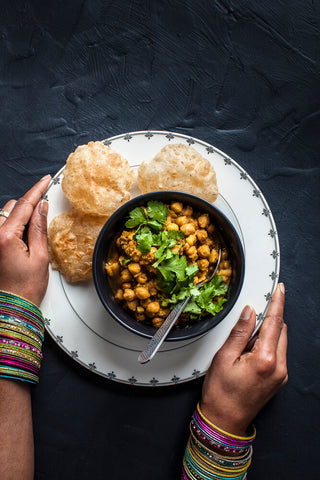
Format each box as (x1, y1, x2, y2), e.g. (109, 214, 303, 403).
(138, 249, 222, 364)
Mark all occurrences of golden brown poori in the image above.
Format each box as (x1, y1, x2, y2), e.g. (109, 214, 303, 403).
(48, 209, 108, 283)
(62, 141, 135, 217)
(137, 143, 218, 202)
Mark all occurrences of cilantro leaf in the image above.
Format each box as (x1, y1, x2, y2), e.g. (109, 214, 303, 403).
(185, 264, 199, 277)
(146, 220, 163, 232)
(133, 226, 154, 254)
(125, 207, 147, 228)
(158, 255, 187, 284)
(147, 201, 168, 224)
(183, 300, 202, 316)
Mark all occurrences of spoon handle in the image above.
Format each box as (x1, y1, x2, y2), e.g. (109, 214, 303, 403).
(138, 296, 191, 364)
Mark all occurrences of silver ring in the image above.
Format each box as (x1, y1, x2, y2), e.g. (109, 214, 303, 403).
(0, 209, 9, 218)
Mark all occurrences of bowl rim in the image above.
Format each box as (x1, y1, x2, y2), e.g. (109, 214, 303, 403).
(92, 191, 245, 341)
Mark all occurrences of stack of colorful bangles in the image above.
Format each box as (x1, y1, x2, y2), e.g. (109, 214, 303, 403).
(182, 403, 256, 479)
(0, 290, 45, 384)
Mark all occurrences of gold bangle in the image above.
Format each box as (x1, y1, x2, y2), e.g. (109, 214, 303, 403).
(197, 402, 256, 441)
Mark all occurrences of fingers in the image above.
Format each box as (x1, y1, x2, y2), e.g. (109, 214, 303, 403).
(0, 200, 17, 227)
(255, 283, 285, 357)
(220, 305, 256, 359)
(276, 323, 288, 383)
(28, 199, 49, 261)
(3, 175, 51, 233)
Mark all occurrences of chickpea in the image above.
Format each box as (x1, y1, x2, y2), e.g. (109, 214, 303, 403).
(209, 249, 219, 264)
(196, 229, 208, 243)
(120, 269, 132, 282)
(167, 223, 179, 231)
(128, 263, 141, 276)
(207, 223, 215, 234)
(171, 201, 183, 214)
(158, 308, 171, 318)
(136, 273, 148, 284)
(105, 261, 120, 277)
(176, 215, 188, 227)
(198, 258, 210, 271)
(218, 268, 232, 277)
(152, 317, 164, 328)
(136, 306, 145, 314)
(136, 313, 146, 322)
(197, 273, 207, 283)
(198, 244, 211, 258)
(180, 223, 196, 236)
(123, 289, 136, 301)
(182, 205, 193, 216)
(135, 286, 150, 300)
(220, 260, 230, 269)
(221, 249, 229, 260)
(115, 289, 124, 301)
(122, 282, 132, 289)
(198, 214, 210, 228)
(186, 246, 197, 257)
(127, 300, 138, 311)
(146, 301, 161, 317)
(132, 252, 142, 262)
(186, 234, 196, 246)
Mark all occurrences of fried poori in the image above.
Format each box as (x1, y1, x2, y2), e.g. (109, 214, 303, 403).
(62, 141, 135, 217)
(48, 209, 108, 283)
(137, 143, 218, 202)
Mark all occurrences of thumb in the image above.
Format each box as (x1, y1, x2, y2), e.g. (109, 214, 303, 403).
(220, 305, 256, 359)
(28, 199, 49, 257)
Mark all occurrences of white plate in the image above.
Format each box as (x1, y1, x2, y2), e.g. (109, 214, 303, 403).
(41, 131, 279, 386)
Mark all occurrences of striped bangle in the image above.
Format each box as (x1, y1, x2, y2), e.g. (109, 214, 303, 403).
(0, 291, 45, 384)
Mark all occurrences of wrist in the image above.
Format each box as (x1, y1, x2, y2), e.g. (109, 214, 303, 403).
(200, 399, 251, 438)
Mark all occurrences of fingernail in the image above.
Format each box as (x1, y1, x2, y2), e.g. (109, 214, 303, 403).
(38, 200, 48, 216)
(278, 283, 285, 294)
(240, 305, 253, 321)
(40, 174, 52, 182)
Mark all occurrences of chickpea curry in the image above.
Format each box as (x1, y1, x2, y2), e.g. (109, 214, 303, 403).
(105, 200, 232, 329)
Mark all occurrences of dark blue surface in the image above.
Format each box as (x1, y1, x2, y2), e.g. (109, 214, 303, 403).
(1, 1, 319, 478)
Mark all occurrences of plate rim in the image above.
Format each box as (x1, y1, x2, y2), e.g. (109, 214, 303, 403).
(42, 130, 280, 386)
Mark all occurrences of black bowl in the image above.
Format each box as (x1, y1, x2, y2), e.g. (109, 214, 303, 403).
(93, 191, 245, 341)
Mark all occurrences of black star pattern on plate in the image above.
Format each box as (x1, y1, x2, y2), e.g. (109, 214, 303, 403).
(269, 271, 278, 280)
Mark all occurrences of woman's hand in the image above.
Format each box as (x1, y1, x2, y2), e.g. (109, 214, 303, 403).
(0, 175, 51, 306)
(201, 283, 287, 436)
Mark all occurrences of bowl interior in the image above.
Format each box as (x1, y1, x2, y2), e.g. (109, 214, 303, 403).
(93, 191, 245, 341)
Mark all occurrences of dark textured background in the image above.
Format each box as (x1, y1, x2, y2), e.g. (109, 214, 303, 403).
(1, 1, 319, 478)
